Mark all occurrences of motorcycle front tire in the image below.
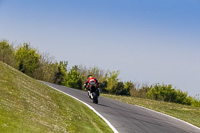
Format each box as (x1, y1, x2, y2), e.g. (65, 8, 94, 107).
(92, 92, 98, 104)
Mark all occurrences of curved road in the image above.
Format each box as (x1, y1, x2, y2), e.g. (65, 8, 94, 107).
(42, 82, 200, 133)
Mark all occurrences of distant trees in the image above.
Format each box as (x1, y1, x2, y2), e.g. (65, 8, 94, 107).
(15, 43, 40, 77)
(63, 65, 82, 89)
(0, 40, 16, 68)
(0, 40, 200, 107)
(103, 71, 130, 95)
(33, 53, 58, 82)
(54, 61, 68, 85)
(106, 71, 120, 94)
(124, 81, 135, 96)
(132, 85, 151, 98)
(147, 84, 192, 105)
(191, 95, 200, 107)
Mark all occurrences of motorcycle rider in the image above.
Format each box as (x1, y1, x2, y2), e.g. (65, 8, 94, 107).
(84, 75, 100, 97)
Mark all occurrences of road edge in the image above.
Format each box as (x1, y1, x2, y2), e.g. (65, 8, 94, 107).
(133, 105, 200, 130)
(46, 84, 119, 133)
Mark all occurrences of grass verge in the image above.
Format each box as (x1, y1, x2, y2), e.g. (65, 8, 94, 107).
(0, 61, 113, 133)
(102, 94, 200, 128)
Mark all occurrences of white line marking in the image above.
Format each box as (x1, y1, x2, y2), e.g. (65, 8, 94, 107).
(46, 84, 119, 133)
(134, 105, 200, 130)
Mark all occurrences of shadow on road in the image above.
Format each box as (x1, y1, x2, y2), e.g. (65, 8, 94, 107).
(98, 103, 110, 108)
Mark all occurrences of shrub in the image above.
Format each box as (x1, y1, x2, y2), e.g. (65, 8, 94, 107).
(191, 95, 200, 107)
(54, 61, 68, 85)
(63, 65, 82, 89)
(33, 53, 58, 83)
(106, 71, 120, 93)
(0, 40, 16, 67)
(147, 84, 192, 105)
(15, 43, 40, 77)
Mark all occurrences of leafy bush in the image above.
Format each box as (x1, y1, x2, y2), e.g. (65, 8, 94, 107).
(147, 84, 192, 105)
(191, 95, 200, 107)
(0, 40, 16, 68)
(105, 71, 119, 93)
(33, 53, 58, 83)
(133, 86, 151, 98)
(124, 81, 135, 96)
(99, 80, 108, 93)
(63, 65, 82, 89)
(54, 61, 68, 85)
(15, 43, 40, 77)
(110, 81, 124, 95)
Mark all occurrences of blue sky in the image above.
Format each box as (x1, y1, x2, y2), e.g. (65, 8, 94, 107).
(0, 0, 200, 96)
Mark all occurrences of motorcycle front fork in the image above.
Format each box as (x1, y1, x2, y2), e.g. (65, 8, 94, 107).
(88, 91, 94, 99)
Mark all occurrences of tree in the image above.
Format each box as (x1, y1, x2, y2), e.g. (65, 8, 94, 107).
(115, 81, 125, 95)
(124, 81, 135, 96)
(77, 65, 88, 89)
(54, 61, 68, 85)
(106, 70, 120, 94)
(33, 53, 58, 82)
(15, 43, 40, 77)
(0, 40, 16, 67)
(147, 84, 192, 105)
(64, 65, 82, 89)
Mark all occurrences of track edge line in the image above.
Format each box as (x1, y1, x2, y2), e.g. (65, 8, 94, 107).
(46, 84, 119, 133)
(134, 105, 200, 130)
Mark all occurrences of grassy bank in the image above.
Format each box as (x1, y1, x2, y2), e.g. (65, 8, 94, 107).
(102, 94, 200, 128)
(0, 61, 113, 133)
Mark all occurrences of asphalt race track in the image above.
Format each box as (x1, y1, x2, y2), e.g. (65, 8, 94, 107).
(42, 82, 200, 133)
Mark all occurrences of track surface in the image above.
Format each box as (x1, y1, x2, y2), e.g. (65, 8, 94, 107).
(42, 82, 200, 133)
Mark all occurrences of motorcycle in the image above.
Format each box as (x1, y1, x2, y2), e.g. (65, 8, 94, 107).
(87, 81, 99, 104)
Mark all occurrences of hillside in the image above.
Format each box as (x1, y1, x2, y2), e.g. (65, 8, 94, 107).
(0, 61, 113, 133)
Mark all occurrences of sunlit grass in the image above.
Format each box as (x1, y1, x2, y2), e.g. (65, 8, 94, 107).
(102, 94, 200, 128)
(0, 61, 113, 133)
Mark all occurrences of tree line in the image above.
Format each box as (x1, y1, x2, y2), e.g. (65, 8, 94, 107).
(0, 40, 200, 107)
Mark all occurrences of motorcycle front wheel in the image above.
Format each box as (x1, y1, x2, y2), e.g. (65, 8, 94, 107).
(92, 92, 98, 104)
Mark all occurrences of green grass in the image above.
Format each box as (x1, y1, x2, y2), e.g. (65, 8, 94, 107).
(102, 94, 200, 128)
(0, 61, 113, 133)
